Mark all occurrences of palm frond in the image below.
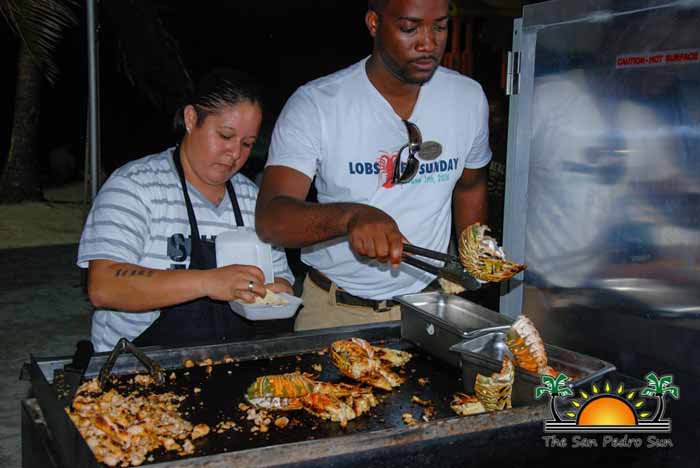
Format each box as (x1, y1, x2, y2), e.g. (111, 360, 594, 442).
(558, 387, 574, 397)
(553, 373, 570, 389)
(644, 371, 661, 391)
(541, 375, 555, 387)
(0, 0, 78, 84)
(663, 386, 679, 399)
(658, 375, 673, 387)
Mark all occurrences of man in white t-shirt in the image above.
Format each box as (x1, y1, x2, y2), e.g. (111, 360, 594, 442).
(256, 0, 491, 330)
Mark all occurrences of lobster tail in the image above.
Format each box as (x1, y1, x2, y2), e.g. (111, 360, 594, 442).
(505, 316, 549, 375)
(458, 223, 527, 283)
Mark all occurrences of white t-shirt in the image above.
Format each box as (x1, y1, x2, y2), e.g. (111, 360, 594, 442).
(267, 57, 491, 300)
(78, 148, 294, 352)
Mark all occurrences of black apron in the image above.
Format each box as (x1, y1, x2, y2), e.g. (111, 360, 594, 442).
(133, 146, 292, 347)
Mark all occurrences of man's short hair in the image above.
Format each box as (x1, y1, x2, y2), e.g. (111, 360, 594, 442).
(368, 0, 389, 14)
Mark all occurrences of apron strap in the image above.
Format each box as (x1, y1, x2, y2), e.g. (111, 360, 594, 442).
(226, 179, 244, 227)
(172, 145, 245, 253)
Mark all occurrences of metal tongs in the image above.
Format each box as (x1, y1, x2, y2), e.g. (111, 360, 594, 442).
(54, 340, 94, 405)
(402, 243, 481, 291)
(98, 338, 165, 389)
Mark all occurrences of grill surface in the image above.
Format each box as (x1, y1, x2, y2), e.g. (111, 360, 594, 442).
(95, 339, 470, 465)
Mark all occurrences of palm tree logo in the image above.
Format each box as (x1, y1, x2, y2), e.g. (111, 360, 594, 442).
(538, 372, 678, 433)
(640, 372, 679, 422)
(535, 373, 573, 422)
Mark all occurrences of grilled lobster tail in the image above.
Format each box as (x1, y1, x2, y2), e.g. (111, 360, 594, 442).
(245, 371, 378, 426)
(474, 357, 515, 411)
(451, 357, 515, 416)
(245, 372, 315, 410)
(505, 315, 550, 375)
(458, 223, 527, 282)
(330, 338, 411, 391)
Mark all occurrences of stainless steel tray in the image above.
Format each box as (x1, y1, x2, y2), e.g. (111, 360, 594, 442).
(396, 292, 512, 367)
(450, 331, 616, 406)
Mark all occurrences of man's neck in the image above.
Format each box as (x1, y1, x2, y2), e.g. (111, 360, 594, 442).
(365, 54, 420, 120)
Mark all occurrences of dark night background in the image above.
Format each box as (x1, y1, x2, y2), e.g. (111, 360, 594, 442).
(1, 0, 530, 186)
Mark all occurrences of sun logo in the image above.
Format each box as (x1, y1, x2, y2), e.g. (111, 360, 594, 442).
(536, 372, 679, 434)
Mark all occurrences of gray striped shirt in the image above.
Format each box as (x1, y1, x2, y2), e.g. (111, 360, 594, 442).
(77, 148, 294, 352)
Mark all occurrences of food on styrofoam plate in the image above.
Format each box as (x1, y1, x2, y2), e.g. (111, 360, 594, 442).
(238, 289, 289, 305)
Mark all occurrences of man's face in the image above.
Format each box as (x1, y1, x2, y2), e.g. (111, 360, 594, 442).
(370, 0, 449, 84)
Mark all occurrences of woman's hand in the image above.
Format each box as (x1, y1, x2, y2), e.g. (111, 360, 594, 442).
(202, 264, 267, 303)
(266, 277, 293, 295)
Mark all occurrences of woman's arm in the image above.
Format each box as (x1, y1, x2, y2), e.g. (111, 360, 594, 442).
(87, 259, 267, 311)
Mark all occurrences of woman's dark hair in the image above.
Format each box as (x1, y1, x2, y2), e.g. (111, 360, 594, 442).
(173, 68, 264, 135)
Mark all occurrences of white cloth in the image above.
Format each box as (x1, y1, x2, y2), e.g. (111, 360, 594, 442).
(78, 147, 294, 352)
(268, 57, 491, 300)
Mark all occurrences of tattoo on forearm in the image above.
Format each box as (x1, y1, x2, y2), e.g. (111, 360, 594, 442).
(115, 269, 154, 278)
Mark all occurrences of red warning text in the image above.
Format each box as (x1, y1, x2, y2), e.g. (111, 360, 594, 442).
(616, 49, 699, 69)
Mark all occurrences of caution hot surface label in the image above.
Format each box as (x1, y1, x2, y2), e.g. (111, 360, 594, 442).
(616, 49, 699, 69)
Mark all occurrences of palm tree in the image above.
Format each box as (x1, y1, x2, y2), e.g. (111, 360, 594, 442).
(535, 373, 573, 422)
(641, 372, 679, 422)
(1, 0, 192, 203)
(0, 0, 77, 203)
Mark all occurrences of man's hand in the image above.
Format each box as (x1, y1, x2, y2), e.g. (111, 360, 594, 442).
(202, 265, 267, 303)
(347, 206, 406, 266)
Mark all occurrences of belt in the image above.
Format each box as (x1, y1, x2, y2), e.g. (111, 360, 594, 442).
(307, 268, 398, 313)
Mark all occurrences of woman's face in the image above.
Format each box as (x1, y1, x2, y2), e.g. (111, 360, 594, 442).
(183, 101, 262, 187)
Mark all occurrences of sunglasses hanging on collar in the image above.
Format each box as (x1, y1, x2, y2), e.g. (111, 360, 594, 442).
(391, 120, 443, 185)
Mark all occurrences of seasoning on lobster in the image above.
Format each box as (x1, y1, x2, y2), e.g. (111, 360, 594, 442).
(505, 315, 558, 376)
(458, 222, 526, 283)
(451, 357, 515, 416)
(244, 371, 378, 427)
(330, 338, 412, 391)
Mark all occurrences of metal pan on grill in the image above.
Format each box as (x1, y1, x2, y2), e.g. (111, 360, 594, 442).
(449, 331, 616, 406)
(396, 292, 512, 367)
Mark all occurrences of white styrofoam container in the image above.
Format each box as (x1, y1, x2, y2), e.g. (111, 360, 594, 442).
(215, 228, 274, 284)
(228, 293, 303, 320)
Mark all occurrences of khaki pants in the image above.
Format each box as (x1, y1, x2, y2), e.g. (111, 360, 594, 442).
(295, 275, 401, 331)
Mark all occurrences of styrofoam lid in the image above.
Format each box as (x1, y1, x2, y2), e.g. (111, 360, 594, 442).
(215, 228, 274, 284)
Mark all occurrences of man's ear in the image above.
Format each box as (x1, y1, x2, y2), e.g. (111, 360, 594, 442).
(365, 10, 379, 38)
(184, 105, 197, 132)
